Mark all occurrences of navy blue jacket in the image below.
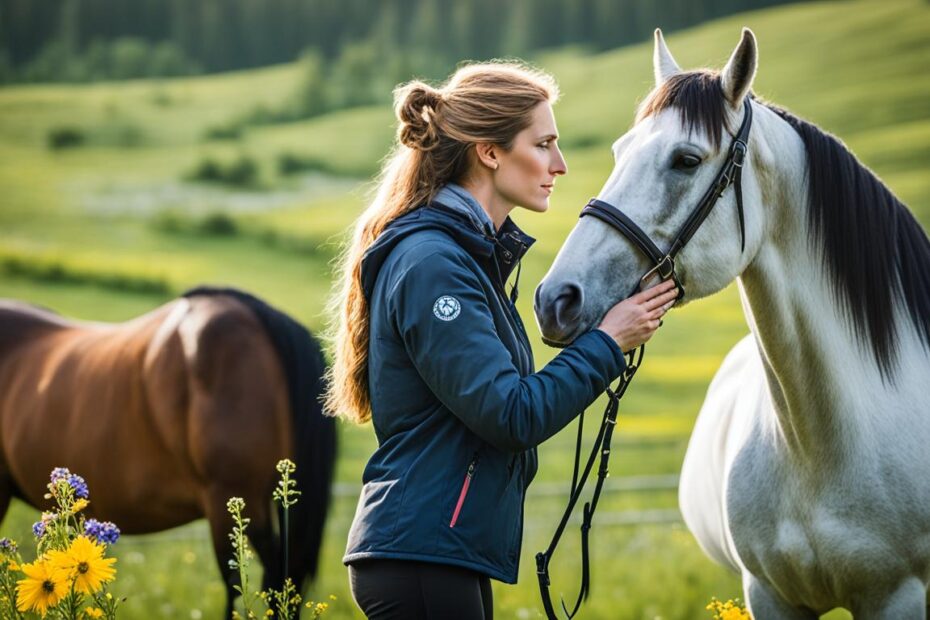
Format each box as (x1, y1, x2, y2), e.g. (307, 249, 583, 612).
(343, 186, 626, 583)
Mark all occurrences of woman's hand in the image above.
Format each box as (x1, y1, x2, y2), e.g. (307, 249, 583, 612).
(596, 279, 678, 352)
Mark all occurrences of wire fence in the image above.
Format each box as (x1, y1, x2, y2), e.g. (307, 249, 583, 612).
(331, 473, 679, 498)
(118, 474, 683, 545)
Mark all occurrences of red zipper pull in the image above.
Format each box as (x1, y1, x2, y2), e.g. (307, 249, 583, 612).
(449, 457, 478, 528)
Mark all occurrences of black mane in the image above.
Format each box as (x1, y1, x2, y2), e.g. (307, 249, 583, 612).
(639, 71, 930, 376)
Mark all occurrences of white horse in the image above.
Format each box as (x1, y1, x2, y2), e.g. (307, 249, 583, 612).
(535, 28, 930, 618)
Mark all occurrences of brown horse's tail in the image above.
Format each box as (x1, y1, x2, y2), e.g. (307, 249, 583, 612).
(181, 286, 337, 592)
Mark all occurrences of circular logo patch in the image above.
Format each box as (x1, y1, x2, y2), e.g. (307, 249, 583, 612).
(433, 295, 461, 321)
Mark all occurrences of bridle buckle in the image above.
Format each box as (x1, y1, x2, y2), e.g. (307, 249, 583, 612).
(535, 553, 551, 583)
(731, 140, 747, 167)
(640, 255, 675, 288)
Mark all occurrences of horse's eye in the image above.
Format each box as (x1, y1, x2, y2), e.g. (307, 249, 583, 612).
(674, 154, 702, 170)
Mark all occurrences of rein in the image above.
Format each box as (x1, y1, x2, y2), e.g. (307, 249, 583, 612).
(536, 98, 753, 619)
(536, 345, 643, 619)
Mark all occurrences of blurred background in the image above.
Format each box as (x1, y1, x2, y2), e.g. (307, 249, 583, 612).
(1, 0, 928, 617)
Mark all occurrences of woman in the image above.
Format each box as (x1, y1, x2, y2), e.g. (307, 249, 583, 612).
(325, 62, 677, 619)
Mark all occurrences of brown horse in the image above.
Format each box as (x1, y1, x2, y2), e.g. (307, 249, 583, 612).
(0, 286, 336, 618)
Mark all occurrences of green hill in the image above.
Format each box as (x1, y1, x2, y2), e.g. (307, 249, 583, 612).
(0, 0, 927, 617)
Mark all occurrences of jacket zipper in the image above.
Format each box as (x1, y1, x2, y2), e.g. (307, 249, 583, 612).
(480, 228, 534, 371)
(449, 454, 479, 528)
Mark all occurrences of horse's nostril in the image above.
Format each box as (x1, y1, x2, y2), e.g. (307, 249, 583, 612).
(553, 282, 583, 328)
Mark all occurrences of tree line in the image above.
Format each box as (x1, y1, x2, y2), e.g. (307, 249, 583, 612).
(1, 0, 800, 88)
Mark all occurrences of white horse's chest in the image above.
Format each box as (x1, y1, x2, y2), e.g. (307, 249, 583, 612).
(726, 425, 930, 609)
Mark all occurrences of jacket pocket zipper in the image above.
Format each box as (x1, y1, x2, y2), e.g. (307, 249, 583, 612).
(449, 455, 479, 528)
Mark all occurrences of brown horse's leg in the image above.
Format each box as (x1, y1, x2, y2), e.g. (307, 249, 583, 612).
(180, 296, 292, 617)
(0, 474, 13, 531)
(201, 486, 240, 620)
(201, 485, 278, 619)
(247, 517, 281, 595)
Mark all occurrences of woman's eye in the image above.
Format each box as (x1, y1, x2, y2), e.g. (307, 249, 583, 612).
(538, 141, 550, 149)
(674, 154, 702, 169)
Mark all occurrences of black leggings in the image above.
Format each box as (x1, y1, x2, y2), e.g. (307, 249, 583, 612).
(348, 559, 494, 619)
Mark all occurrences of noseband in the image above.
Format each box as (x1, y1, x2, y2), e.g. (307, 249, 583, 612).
(580, 97, 753, 298)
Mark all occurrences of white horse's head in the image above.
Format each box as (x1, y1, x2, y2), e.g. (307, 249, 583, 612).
(536, 29, 765, 345)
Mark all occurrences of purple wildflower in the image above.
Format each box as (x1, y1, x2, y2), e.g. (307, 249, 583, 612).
(84, 519, 120, 545)
(50, 467, 71, 483)
(67, 473, 89, 499)
(0, 538, 16, 553)
(32, 521, 46, 538)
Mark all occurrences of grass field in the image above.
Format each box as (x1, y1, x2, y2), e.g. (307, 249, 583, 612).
(1, 0, 928, 617)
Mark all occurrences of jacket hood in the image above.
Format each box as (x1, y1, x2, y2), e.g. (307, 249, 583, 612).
(360, 203, 535, 302)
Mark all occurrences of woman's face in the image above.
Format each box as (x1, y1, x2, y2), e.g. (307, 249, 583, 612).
(494, 101, 567, 214)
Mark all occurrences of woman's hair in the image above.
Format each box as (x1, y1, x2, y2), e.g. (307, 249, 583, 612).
(325, 61, 559, 424)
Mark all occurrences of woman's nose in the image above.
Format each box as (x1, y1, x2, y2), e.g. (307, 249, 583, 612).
(551, 148, 567, 176)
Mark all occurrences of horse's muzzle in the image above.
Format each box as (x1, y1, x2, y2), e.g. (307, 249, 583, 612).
(534, 280, 585, 347)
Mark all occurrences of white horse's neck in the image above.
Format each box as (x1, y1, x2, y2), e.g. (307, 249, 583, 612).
(736, 103, 927, 467)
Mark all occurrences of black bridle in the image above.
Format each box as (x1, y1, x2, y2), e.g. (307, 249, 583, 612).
(581, 97, 753, 299)
(536, 97, 753, 620)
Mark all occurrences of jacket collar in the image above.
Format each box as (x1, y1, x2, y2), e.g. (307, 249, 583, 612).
(433, 183, 496, 238)
(426, 201, 536, 292)
(431, 183, 536, 266)
(360, 191, 536, 302)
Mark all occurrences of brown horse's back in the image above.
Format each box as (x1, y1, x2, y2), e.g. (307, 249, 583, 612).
(0, 296, 290, 532)
(0, 300, 189, 521)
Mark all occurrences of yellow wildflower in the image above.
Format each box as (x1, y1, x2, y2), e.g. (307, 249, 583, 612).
(48, 536, 116, 595)
(72, 499, 90, 513)
(707, 597, 751, 620)
(16, 558, 65, 615)
(84, 607, 105, 618)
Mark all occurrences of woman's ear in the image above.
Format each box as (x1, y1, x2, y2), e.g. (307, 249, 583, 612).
(474, 143, 500, 171)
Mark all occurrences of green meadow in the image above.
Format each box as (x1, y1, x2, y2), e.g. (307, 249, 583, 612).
(1, 0, 928, 617)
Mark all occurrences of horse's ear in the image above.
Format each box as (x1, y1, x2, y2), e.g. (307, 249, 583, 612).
(653, 29, 681, 86)
(721, 28, 757, 106)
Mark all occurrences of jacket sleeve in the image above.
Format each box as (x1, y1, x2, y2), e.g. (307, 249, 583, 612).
(389, 246, 626, 452)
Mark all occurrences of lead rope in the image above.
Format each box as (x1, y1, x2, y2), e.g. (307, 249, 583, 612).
(536, 344, 645, 619)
